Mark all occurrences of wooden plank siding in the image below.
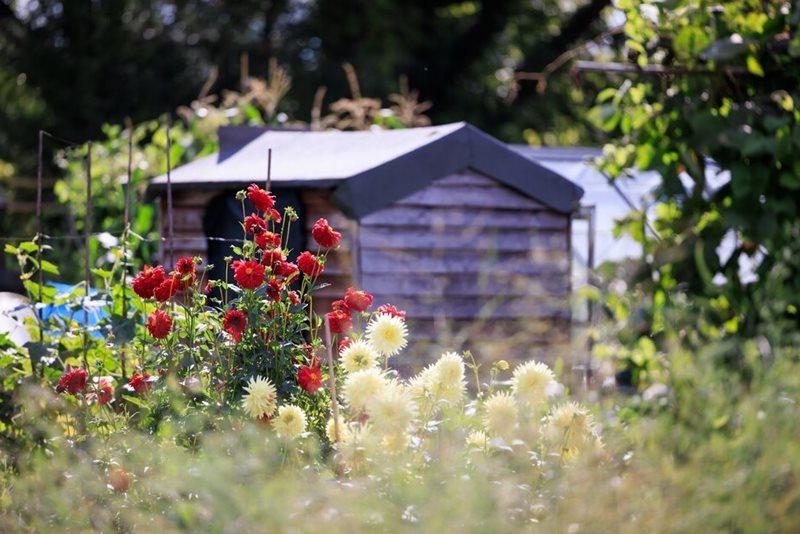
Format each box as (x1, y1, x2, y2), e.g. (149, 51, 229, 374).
(357, 170, 572, 373)
(159, 190, 217, 269)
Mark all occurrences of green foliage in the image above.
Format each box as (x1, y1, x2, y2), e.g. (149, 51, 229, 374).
(587, 0, 800, 384)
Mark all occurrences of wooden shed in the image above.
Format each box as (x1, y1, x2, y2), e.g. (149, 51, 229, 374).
(147, 123, 584, 369)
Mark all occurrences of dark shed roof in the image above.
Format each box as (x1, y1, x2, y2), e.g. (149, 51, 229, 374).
(147, 123, 584, 218)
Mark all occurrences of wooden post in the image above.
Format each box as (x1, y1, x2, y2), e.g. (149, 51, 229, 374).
(35, 130, 44, 343)
(324, 316, 341, 443)
(119, 119, 133, 379)
(266, 148, 272, 191)
(165, 119, 174, 268)
(83, 141, 93, 369)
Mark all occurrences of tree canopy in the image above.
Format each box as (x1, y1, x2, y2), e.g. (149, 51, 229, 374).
(0, 0, 611, 166)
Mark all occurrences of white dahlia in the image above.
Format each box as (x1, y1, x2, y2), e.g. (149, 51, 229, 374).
(340, 339, 379, 373)
(483, 391, 518, 439)
(380, 432, 411, 456)
(367, 381, 417, 434)
(544, 401, 601, 460)
(242, 376, 277, 419)
(466, 429, 488, 449)
(430, 352, 466, 404)
(325, 415, 350, 444)
(338, 423, 376, 467)
(272, 404, 307, 440)
(366, 313, 408, 357)
(342, 368, 388, 413)
(511, 360, 556, 406)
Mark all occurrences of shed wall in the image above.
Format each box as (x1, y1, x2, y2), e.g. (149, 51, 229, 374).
(159, 190, 215, 267)
(357, 170, 572, 373)
(159, 173, 574, 374)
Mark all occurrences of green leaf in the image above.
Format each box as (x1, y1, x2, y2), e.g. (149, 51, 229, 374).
(122, 394, 150, 410)
(18, 242, 38, 254)
(40, 260, 60, 275)
(674, 26, 710, 60)
(770, 90, 794, 111)
(596, 88, 618, 103)
(92, 268, 114, 279)
(746, 55, 764, 77)
(23, 281, 57, 303)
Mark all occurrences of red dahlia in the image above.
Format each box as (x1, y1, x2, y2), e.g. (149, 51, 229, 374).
(244, 213, 267, 235)
(153, 275, 181, 302)
(266, 208, 282, 223)
(127, 372, 153, 395)
(332, 299, 350, 313)
(175, 256, 196, 289)
(376, 303, 406, 319)
(311, 218, 342, 249)
(297, 251, 324, 277)
(338, 337, 353, 353)
(275, 261, 299, 280)
(255, 231, 281, 250)
(288, 291, 300, 305)
(297, 363, 324, 393)
(326, 309, 353, 334)
(262, 248, 286, 269)
(96, 377, 114, 405)
(132, 265, 165, 299)
(147, 309, 173, 339)
(233, 260, 265, 289)
(56, 367, 88, 395)
(223, 309, 247, 343)
(107, 468, 131, 493)
(344, 287, 373, 312)
(266, 278, 282, 300)
(246, 184, 276, 212)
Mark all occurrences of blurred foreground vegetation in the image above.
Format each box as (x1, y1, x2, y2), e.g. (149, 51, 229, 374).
(2, 334, 799, 531)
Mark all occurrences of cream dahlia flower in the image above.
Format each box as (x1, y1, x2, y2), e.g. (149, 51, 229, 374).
(340, 339, 379, 373)
(367, 381, 417, 434)
(407, 368, 436, 415)
(337, 423, 376, 467)
(242, 376, 277, 419)
(511, 360, 556, 406)
(483, 391, 518, 439)
(408, 353, 466, 416)
(342, 368, 388, 413)
(431, 352, 466, 404)
(366, 313, 408, 357)
(272, 404, 307, 440)
(544, 401, 601, 460)
(380, 432, 410, 456)
(325, 415, 351, 443)
(466, 429, 488, 449)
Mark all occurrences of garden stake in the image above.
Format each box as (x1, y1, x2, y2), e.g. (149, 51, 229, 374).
(119, 119, 134, 379)
(266, 147, 272, 192)
(165, 119, 174, 269)
(323, 317, 341, 443)
(35, 130, 44, 344)
(83, 141, 93, 369)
